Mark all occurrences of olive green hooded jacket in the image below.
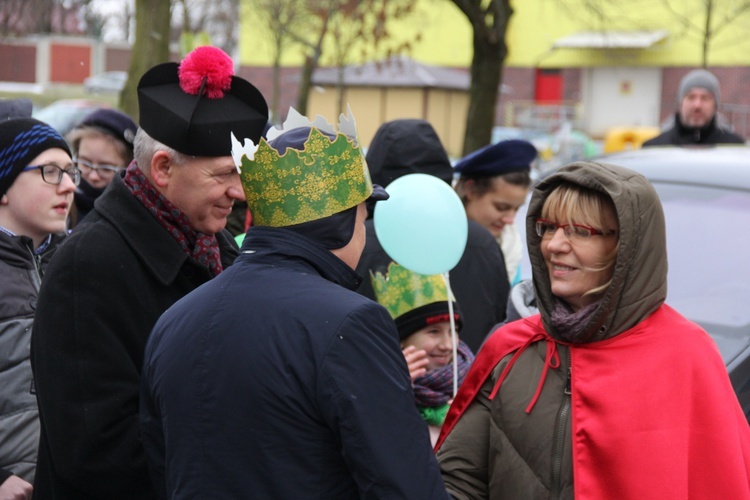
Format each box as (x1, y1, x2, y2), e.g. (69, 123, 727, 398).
(437, 161, 668, 499)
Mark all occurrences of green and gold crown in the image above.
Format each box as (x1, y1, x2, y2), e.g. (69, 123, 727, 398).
(231, 107, 374, 227)
(371, 262, 454, 319)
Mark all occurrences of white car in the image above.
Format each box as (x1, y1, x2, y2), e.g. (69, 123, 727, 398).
(33, 99, 105, 135)
(84, 71, 128, 93)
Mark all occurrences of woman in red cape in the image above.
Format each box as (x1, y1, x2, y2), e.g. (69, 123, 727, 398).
(436, 161, 750, 499)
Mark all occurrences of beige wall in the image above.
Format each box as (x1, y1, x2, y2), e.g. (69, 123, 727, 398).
(308, 85, 468, 158)
(425, 89, 468, 158)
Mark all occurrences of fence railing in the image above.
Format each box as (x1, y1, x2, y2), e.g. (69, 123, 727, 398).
(503, 101, 584, 133)
(720, 104, 750, 140)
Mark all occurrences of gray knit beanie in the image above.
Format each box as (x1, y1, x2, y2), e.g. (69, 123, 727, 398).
(678, 69, 720, 105)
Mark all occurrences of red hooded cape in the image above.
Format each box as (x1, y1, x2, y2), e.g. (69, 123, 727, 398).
(436, 305, 750, 499)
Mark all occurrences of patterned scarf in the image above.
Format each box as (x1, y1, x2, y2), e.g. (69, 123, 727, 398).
(549, 299, 601, 343)
(413, 340, 475, 408)
(123, 163, 223, 276)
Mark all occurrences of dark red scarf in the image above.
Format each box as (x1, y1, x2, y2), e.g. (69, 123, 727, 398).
(123, 163, 222, 276)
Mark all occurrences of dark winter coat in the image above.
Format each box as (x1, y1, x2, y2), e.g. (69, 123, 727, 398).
(30, 173, 238, 500)
(0, 232, 64, 485)
(357, 119, 509, 352)
(642, 113, 745, 146)
(140, 227, 449, 499)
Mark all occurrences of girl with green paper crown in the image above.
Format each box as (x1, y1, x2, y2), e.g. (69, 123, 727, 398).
(372, 262, 475, 445)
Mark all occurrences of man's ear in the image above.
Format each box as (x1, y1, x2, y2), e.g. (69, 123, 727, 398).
(150, 151, 173, 189)
(0, 193, 8, 206)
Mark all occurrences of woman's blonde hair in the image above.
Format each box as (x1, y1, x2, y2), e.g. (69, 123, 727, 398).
(67, 126, 134, 165)
(540, 182, 619, 298)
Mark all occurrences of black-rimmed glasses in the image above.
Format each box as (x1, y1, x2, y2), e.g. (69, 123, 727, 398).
(22, 164, 81, 186)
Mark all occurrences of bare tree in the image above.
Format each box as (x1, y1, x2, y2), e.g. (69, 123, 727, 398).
(556, 0, 750, 67)
(661, 0, 750, 66)
(450, 0, 513, 156)
(275, 0, 417, 116)
(119, 0, 171, 120)
(324, 0, 416, 116)
(247, 0, 305, 123)
(0, 0, 88, 37)
(291, 0, 337, 116)
(0, 0, 38, 36)
(173, 0, 239, 55)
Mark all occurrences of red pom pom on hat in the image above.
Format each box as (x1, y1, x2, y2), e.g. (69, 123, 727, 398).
(178, 46, 234, 99)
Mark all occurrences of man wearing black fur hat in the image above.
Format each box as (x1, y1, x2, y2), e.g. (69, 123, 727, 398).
(139, 109, 449, 499)
(643, 69, 745, 146)
(31, 46, 268, 499)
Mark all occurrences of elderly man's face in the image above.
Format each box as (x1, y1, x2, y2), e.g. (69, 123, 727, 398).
(680, 88, 716, 128)
(164, 155, 245, 234)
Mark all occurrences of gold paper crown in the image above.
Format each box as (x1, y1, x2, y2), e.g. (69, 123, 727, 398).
(231, 107, 373, 227)
(371, 262, 454, 320)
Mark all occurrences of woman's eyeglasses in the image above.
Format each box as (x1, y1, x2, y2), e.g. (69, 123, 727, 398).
(535, 218, 616, 241)
(22, 164, 81, 186)
(73, 158, 123, 179)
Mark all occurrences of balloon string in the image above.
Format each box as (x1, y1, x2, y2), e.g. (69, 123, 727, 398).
(442, 272, 459, 398)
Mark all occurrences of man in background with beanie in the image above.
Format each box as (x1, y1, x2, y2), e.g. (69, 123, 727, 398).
(31, 46, 268, 499)
(643, 68, 745, 146)
(0, 118, 78, 500)
(139, 109, 449, 499)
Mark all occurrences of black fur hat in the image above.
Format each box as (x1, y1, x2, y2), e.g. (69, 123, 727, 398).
(137, 46, 268, 157)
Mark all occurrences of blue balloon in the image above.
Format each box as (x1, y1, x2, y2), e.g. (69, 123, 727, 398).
(374, 173, 468, 275)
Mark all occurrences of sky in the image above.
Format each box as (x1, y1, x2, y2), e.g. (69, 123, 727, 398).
(89, 0, 134, 43)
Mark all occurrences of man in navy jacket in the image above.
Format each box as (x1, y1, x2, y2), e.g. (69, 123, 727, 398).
(140, 111, 449, 499)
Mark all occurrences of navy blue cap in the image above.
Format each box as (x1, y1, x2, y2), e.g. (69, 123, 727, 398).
(454, 139, 537, 178)
(78, 108, 137, 152)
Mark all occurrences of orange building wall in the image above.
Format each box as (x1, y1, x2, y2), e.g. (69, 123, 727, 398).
(50, 43, 91, 83)
(0, 44, 36, 82)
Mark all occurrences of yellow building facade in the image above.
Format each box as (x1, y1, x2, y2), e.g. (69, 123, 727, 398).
(239, 1, 750, 142)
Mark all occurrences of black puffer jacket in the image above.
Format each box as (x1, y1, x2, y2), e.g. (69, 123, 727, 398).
(643, 113, 745, 146)
(356, 119, 509, 352)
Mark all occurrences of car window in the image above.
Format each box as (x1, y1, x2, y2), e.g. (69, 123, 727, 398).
(654, 182, 750, 361)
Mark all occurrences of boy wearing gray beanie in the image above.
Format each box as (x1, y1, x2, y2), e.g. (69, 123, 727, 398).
(644, 68, 745, 146)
